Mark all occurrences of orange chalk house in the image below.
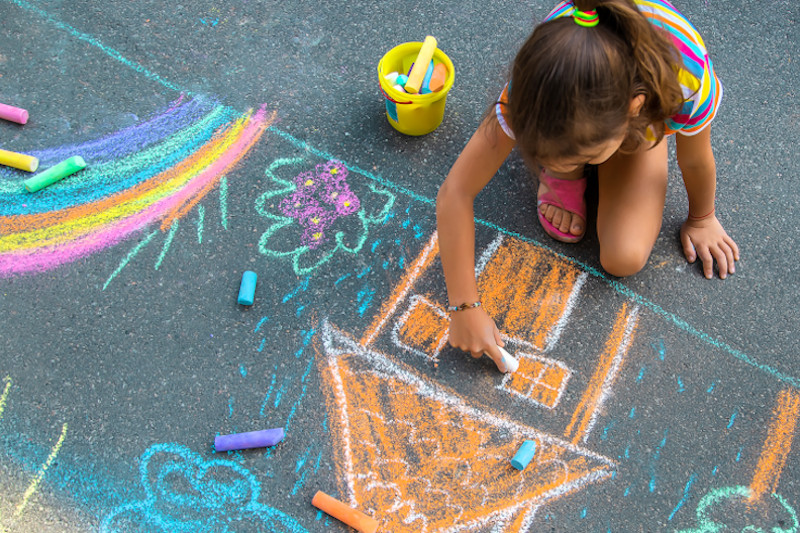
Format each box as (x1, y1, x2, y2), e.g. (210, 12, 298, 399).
(323, 231, 641, 531)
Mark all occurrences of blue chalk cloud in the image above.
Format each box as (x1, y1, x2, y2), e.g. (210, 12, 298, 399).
(675, 485, 798, 533)
(100, 443, 308, 533)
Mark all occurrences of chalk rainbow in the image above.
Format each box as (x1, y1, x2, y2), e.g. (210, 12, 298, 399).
(0, 96, 274, 276)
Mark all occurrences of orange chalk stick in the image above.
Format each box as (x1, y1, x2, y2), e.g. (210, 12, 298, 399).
(404, 36, 437, 94)
(428, 63, 448, 92)
(312, 491, 378, 533)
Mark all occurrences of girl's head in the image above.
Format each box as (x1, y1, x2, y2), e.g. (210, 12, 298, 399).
(505, 0, 684, 166)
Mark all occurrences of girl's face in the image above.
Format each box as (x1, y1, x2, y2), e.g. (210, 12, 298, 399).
(537, 97, 644, 174)
(540, 133, 627, 174)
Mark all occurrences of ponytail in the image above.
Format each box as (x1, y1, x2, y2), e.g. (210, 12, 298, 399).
(504, 0, 684, 162)
(578, 0, 685, 148)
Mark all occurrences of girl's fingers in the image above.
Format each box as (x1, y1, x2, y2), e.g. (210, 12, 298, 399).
(725, 235, 741, 261)
(681, 233, 697, 263)
(494, 328, 504, 348)
(697, 247, 714, 279)
(711, 246, 728, 279)
(723, 244, 736, 275)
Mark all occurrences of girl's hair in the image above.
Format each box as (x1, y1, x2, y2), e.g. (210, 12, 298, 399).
(503, 0, 685, 163)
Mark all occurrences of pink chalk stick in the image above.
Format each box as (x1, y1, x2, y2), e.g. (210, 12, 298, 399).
(0, 103, 29, 124)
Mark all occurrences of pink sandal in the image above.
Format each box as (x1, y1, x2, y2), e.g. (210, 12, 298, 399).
(537, 169, 587, 243)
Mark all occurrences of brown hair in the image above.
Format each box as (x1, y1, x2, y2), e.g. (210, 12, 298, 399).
(503, 0, 684, 163)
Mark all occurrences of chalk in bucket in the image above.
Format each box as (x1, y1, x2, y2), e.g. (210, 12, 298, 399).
(378, 38, 455, 136)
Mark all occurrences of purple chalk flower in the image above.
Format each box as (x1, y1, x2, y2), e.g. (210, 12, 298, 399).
(278, 160, 360, 249)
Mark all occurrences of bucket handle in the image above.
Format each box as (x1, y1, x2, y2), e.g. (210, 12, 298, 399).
(379, 83, 413, 105)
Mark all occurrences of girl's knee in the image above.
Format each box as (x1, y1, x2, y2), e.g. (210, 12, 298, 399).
(600, 243, 652, 277)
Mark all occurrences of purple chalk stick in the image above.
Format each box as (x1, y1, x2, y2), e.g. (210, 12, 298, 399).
(214, 427, 285, 451)
(0, 103, 28, 124)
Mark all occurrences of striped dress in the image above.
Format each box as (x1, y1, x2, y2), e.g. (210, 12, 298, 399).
(496, 0, 722, 139)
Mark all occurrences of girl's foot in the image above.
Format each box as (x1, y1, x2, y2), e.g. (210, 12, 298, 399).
(537, 169, 587, 243)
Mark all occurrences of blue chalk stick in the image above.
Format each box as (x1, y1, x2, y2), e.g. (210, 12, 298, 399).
(396, 74, 409, 87)
(238, 270, 257, 305)
(420, 60, 435, 94)
(511, 440, 537, 470)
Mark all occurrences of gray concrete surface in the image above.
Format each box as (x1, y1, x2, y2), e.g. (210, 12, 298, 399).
(0, 0, 798, 531)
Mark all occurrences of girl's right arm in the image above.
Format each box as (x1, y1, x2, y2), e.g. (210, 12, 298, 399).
(436, 116, 515, 371)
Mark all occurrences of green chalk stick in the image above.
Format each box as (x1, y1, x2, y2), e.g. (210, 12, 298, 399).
(24, 156, 86, 192)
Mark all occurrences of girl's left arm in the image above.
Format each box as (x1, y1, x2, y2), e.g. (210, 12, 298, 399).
(675, 127, 740, 279)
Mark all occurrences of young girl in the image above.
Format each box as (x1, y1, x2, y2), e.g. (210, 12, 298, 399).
(436, 0, 739, 371)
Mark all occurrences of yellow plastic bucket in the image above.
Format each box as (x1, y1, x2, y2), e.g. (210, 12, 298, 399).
(377, 41, 455, 136)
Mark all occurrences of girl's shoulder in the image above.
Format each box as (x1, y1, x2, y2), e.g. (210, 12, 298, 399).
(632, 0, 709, 51)
(631, 0, 723, 135)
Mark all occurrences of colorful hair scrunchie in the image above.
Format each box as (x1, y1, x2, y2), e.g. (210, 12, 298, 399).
(573, 9, 599, 27)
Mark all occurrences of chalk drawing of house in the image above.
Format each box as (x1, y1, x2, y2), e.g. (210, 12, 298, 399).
(316, 231, 639, 532)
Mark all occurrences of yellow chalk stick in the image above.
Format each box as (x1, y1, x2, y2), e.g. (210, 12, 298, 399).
(0, 148, 39, 172)
(404, 36, 437, 94)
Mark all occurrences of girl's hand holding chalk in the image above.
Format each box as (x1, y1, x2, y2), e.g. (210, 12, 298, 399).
(448, 306, 515, 372)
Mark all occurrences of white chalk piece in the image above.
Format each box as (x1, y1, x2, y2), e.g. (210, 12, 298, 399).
(498, 346, 519, 373)
(483, 345, 518, 373)
(384, 71, 400, 84)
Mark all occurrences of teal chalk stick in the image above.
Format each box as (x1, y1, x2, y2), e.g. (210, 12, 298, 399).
(511, 440, 537, 470)
(238, 270, 257, 305)
(420, 60, 435, 94)
(24, 156, 86, 192)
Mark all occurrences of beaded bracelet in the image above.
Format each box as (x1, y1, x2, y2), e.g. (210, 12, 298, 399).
(447, 301, 482, 313)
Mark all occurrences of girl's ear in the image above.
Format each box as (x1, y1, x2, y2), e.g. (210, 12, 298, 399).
(629, 94, 646, 117)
